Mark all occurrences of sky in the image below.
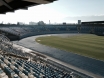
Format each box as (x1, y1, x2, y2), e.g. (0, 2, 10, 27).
(0, 0, 104, 24)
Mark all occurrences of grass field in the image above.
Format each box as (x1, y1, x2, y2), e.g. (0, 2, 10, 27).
(36, 34, 104, 61)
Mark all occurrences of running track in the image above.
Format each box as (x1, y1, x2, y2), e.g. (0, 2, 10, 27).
(13, 34, 104, 78)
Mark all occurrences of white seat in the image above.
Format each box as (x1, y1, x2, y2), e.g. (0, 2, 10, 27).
(28, 73, 35, 78)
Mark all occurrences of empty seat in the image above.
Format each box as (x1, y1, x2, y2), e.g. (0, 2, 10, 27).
(0, 68, 8, 78)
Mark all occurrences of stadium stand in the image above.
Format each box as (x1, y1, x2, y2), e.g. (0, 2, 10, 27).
(0, 34, 93, 78)
(1, 0, 102, 78)
(0, 24, 104, 40)
(0, 23, 104, 78)
(0, 25, 79, 40)
(81, 21, 104, 35)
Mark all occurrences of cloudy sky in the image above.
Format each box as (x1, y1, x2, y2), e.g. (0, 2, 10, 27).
(0, 0, 104, 24)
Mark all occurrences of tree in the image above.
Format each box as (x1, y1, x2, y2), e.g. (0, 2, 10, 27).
(63, 22, 66, 25)
(38, 21, 45, 25)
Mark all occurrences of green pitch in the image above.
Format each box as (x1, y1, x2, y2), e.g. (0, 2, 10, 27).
(36, 34, 104, 61)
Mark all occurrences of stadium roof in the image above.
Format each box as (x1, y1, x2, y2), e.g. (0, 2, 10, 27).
(0, 0, 57, 14)
(82, 21, 104, 24)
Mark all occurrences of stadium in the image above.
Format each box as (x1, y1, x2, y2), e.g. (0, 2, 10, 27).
(0, 0, 104, 78)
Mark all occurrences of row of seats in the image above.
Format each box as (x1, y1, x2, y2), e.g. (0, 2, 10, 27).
(0, 34, 91, 78)
(80, 26, 104, 33)
(0, 25, 78, 36)
(0, 55, 73, 78)
(0, 35, 73, 78)
(0, 25, 103, 39)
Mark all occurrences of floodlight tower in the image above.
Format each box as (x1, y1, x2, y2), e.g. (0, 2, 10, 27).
(49, 20, 51, 24)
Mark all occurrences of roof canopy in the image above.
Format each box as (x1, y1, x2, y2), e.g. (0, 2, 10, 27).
(82, 21, 104, 24)
(0, 0, 56, 14)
